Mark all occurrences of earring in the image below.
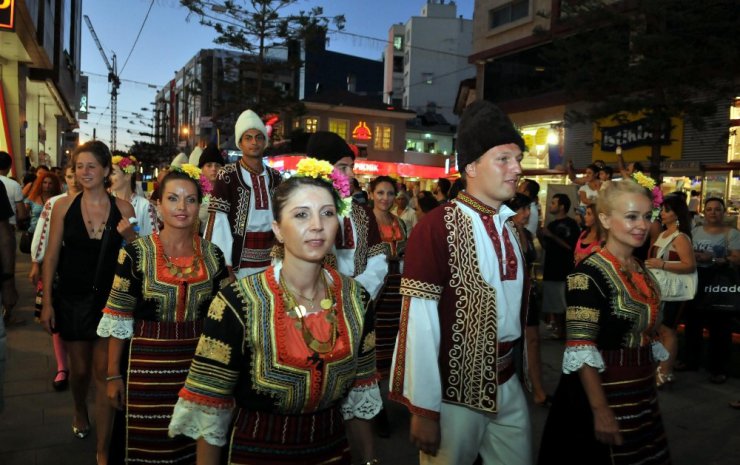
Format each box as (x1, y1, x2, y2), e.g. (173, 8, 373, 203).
(676, 219, 680, 227)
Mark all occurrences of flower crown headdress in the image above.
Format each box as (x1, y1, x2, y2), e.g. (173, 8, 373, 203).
(170, 163, 213, 197)
(632, 170, 663, 217)
(111, 155, 137, 175)
(294, 158, 352, 216)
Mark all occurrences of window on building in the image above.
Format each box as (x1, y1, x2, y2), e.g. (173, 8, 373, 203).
(422, 72, 434, 85)
(393, 35, 403, 50)
(489, 0, 529, 29)
(329, 118, 349, 140)
(393, 56, 404, 73)
(304, 117, 319, 133)
(374, 124, 393, 151)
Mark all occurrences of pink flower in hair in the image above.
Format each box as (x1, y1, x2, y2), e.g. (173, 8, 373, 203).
(329, 169, 351, 199)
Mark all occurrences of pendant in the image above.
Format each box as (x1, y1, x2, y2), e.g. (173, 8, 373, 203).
(320, 298, 332, 310)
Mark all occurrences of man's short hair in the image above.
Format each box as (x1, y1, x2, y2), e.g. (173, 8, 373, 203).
(437, 178, 452, 196)
(553, 193, 571, 213)
(0, 151, 11, 171)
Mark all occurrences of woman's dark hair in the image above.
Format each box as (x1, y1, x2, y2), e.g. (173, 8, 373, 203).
(369, 175, 397, 194)
(601, 166, 614, 179)
(272, 176, 340, 222)
(662, 194, 692, 238)
(437, 178, 452, 197)
(632, 162, 646, 173)
(704, 197, 725, 210)
(448, 178, 466, 200)
(72, 140, 112, 170)
(505, 192, 531, 212)
(417, 191, 440, 213)
(158, 170, 203, 203)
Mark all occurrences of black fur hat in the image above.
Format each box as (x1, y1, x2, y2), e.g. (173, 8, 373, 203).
(306, 131, 355, 165)
(456, 100, 524, 171)
(198, 143, 223, 168)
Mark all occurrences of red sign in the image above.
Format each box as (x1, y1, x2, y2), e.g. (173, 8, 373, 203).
(0, 0, 14, 31)
(352, 121, 372, 141)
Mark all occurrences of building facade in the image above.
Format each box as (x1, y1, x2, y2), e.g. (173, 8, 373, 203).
(0, 0, 83, 173)
(470, 0, 739, 204)
(384, 0, 475, 125)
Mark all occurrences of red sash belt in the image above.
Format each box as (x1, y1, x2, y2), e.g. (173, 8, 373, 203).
(238, 231, 275, 270)
(497, 340, 516, 385)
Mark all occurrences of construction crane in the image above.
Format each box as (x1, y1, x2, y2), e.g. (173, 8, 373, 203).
(83, 15, 121, 150)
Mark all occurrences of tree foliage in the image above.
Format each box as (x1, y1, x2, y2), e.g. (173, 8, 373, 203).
(181, 0, 345, 132)
(540, 0, 740, 179)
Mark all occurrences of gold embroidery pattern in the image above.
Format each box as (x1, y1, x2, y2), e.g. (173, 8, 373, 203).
(233, 185, 250, 236)
(369, 242, 390, 258)
(352, 203, 370, 276)
(208, 296, 226, 321)
(112, 276, 130, 293)
(567, 306, 599, 322)
(399, 278, 443, 301)
(362, 330, 376, 352)
(445, 205, 501, 413)
(567, 274, 590, 291)
(117, 248, 127, 265)
(196, 336, 232, 365)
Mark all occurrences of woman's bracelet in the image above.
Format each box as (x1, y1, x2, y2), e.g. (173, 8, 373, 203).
(106, 374, 123, 382)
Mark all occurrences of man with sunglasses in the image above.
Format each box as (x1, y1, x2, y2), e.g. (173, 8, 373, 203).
(204, 109, 282, 281)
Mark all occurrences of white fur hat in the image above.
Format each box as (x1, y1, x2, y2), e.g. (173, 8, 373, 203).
(170, 152, 189, 168)
(234, 109, 269, 147)
(188, 146, 203, 166)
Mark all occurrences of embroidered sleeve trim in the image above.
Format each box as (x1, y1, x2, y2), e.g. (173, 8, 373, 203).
(368, 242, 390, 258)
(651, 341, 669, 362)
(96, 312, 134, 339)
(195, 336, 232, 365)
(566, 306, 599, 323)
(399, 277, 443, 301)
(567, 273, 590, 291)
(340, 381, 383, 420)
(168, 397, 234, 447)
(388, 392, 441, 420)
(562, 345, 605, 374)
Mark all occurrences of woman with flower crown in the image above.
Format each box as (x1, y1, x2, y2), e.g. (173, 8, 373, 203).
(538, 179, 671, 464)
(169, 158, 380, 465)
(97, 165, 228, 464)
(109, 153, 158, 237)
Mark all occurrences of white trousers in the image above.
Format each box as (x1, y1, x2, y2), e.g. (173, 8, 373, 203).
(420, 377, 532, 465)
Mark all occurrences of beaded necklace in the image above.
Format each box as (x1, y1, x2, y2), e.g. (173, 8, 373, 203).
(160, 236, 202, 279)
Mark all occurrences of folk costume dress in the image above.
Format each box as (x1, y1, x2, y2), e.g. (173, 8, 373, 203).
(538, 248, 671, 465)
(168, 264, 382, 465)
(390, 191, 532, 464)
(374, 215, 407, 378)
(96, 234, 228, 464)
(204, 160, 282, 279)
(334, 202, 389, 300)
(128, 193, 159, 237)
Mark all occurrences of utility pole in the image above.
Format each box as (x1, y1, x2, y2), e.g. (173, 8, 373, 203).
(84, 15, 121, 150)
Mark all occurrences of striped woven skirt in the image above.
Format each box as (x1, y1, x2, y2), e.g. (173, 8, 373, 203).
(227, 406, 351, 465)
(124, 320, 203, 464)
(539, 346, 671, 465)
(374, 261, 402, 379)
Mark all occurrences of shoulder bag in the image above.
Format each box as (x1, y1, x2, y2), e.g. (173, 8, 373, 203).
(648, 231, 698, 302)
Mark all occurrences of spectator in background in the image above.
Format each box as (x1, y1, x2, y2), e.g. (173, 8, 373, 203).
(688, 189, 701, 214)
(0, 151, 28, 227)
(433, 177, 451, 203)
(351, 177, 368, 204)
(448, 177, 466, 201)
(538, 193, 580, 339)
(0, 182, 19, 413)
(24, 172, 62, 235)
(23, 165, 49, 198)
(576, 164, 602, 211)
(574, 204, 605, 266)
(395, 191, 417, 231)
(518, 178, 541, 236)
(415, 191, 439, 221)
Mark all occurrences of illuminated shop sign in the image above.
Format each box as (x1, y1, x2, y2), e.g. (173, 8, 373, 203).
(352, 121, 372, 141)
(0, 0, 15, 31)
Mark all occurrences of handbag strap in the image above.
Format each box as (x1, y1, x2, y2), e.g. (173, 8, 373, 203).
(655, 230, 680, 260)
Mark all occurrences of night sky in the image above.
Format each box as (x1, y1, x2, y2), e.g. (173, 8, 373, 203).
(80, 0, 475, 150)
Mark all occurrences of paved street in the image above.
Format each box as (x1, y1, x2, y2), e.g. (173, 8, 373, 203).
(1, 251, 739, 464)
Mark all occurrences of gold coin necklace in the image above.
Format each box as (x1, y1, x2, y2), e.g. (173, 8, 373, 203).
(281, 271, 337, 354)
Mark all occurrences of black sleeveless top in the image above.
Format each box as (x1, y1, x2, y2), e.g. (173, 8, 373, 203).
(57, 194, 123, 308)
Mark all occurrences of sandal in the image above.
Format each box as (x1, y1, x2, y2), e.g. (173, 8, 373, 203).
(72, 415, 90, 439)
(53, 369, 69, 392)
(656, 367, 674, 389)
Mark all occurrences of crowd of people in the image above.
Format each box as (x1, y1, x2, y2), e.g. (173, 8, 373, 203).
(0, 98, 738, 465)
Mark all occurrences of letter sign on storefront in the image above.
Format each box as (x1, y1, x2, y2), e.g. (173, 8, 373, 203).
(0, 0, 15, 31)
(352, 121, 372, 141)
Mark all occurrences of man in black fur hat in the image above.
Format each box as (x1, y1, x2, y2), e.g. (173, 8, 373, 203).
(390, 100, 532, 464)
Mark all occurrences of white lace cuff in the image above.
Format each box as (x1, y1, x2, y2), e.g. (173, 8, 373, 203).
(651, 341, 669, 362)
(168, 397, 234, 447)
(340, 382, 382, 420)
(96, 313, 134, 339)
(562, 345, 605, 374)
